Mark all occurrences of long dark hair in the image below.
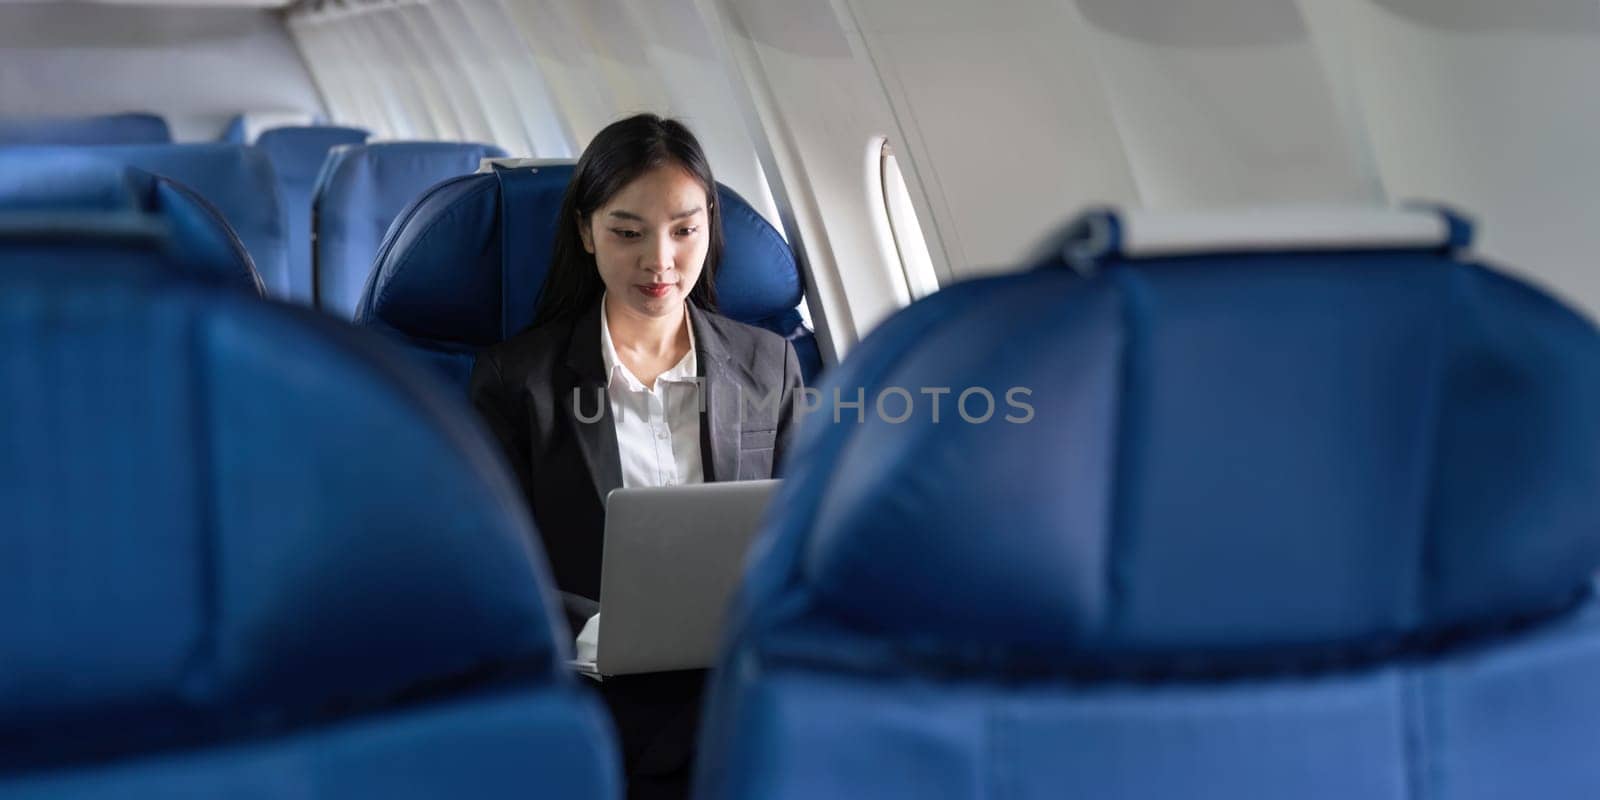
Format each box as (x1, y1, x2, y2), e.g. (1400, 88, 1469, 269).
(531, 114, 722, 329)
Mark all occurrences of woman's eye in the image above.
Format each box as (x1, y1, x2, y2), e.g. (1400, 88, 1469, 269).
(612, 229, 641, 240)
(676, 226, 699, 237)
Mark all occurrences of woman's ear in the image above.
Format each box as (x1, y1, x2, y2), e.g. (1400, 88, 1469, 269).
(578, 215, 595, 255)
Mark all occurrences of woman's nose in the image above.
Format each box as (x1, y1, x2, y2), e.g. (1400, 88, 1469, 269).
(643, 238, 674, 273)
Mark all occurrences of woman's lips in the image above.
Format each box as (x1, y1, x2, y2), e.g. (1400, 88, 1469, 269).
(637, 283, 673, 299)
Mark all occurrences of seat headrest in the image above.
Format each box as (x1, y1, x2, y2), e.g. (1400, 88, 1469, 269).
(311, 141, 510, 318)
(1055, 205, 1475, 269)
(356, 164, 808, 382)
(0, 143, 288, 297)
(256, 126, 371, 184)
(256, 126, 372, 304)
(357, 165, 573, 346)
(0, 158, 261, 293)
(219, 111, 321, 145)
(0, 155, 139, 213)
(0, 234, 567, 769)
(741, 206, 1600, 675)
(313, 142, 512, 212)
(0, 112, 171, 146)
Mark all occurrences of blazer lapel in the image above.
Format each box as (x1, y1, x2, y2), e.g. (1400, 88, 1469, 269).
(563, 303, 623, 502)
(692, 305, 740, 482)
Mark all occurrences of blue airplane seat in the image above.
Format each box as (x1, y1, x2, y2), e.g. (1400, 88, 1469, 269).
(219, 114, 249, 145)
(0, 112, 170, 145)
(0, 156, 262, 294)
(256, 126, 371, 304)
(219, 113, 326, 145)
(311, 141, 508, 319)
(695, 206, 1600, 799)
(0, 143, 289, 298)
(353, 163, 822, 390)
(0, 215, 620, 798)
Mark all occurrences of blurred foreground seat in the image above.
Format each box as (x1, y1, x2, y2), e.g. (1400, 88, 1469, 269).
(0, 193, 620, 798)
(696, 206, 1600, 800)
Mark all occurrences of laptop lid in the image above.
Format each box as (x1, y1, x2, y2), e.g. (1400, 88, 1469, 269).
(595, 479, 779, 676)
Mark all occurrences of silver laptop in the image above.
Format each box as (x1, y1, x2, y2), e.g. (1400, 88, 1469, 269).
(579, 479, 779, 677)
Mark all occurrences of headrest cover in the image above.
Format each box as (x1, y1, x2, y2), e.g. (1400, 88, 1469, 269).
(742, 223, 1600, 673)
(0, 253, 566, 768)
(359, 165, 804, 343)
(0, 112, 170, 146)
(1060, 206, 1474, 272)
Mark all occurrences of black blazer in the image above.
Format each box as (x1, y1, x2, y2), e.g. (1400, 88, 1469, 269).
(469, 301, 804, 604)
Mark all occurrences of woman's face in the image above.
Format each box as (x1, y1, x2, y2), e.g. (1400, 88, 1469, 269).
(580, 164, 711, 321)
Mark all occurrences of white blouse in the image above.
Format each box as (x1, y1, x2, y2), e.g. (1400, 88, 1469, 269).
(599, 301, 706, 490)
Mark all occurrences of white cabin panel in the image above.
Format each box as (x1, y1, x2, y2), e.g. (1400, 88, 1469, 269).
(0, 3, 321, 140)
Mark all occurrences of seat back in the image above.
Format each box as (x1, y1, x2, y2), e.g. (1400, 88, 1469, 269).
(0, 143, 288, 297)
(0, 213, 619, 798)
(0, 156, 261, 294)
(0, 113, 170, 145)
(696, 207, 1600, 799)
(219, 112, 321, 145)
(355, 163, 821, 390)
(311, 141, 508, 318)
(256, 126, 371, 304)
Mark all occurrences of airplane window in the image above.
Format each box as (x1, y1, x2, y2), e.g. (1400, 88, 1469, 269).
(878, 140, 940, 300)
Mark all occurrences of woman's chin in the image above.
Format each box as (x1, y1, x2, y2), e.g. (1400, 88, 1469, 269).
(623, 288, 681, 316)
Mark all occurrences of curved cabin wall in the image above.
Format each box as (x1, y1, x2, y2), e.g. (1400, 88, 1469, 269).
(0, 3, 322, 141)
(6, 0, 1565, 347)
(711, 0, 1600, 322)
(280, 0, 1600, 347)
(1299, 0, 1600, 324)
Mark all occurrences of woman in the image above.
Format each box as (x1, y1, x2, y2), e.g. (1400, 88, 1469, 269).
(468, 114, 804, 800)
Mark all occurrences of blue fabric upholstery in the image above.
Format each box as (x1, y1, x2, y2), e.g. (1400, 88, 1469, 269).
(354, 164, 821, 390)
(0, 156, 261, 293)
(218, 113, 325, 145)
(257, 126, 371, 304)
(219, 115, 249, 145)
(0, 143, 288, 297)
(312, 141, 508, 318)
(0, 219, 619, 797)
(696, 207, 1600, 798)
(4, 689, 619, 798)
(0, 113, 170, 146)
